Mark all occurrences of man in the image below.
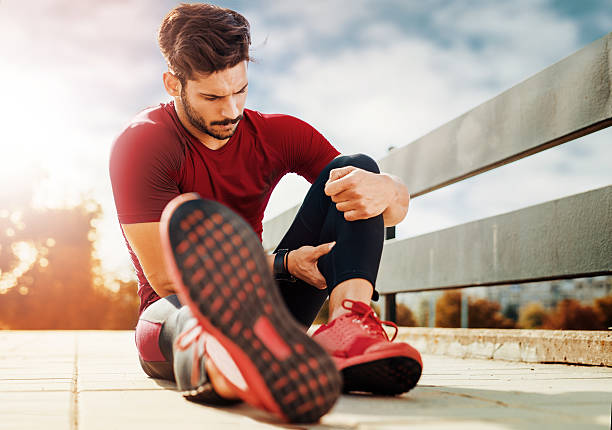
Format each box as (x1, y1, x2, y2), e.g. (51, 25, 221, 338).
(109, 3, 422, 423)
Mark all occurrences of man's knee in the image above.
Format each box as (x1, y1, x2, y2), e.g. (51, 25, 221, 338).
(329, 153, 380, 174)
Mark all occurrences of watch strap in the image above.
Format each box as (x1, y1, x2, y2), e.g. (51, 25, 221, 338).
(273, 249, 296, 282)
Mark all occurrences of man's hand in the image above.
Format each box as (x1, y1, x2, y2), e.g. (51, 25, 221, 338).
(324, 166, 396, 222)
(286, 242, 335, 289)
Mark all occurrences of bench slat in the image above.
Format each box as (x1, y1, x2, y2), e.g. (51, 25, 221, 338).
(376, 185, 612, 293)
(378, 32, 612, 197)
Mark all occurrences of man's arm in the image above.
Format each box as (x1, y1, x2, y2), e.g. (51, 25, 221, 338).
(124, 221, 333, 295)
(324, 166, 410, 227)
(380, 173, 410, 226)
(122, 222, 176, 297)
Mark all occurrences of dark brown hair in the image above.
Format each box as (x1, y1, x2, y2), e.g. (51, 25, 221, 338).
(158, 3, 251, 83)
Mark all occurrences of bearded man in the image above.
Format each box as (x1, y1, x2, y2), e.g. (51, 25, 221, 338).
(109, 3, 422, 423)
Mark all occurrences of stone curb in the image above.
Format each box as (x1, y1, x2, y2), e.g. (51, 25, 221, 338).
(395, 327, 612, 366)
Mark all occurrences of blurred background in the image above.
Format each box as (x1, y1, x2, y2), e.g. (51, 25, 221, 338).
(0, 0, 610, 329)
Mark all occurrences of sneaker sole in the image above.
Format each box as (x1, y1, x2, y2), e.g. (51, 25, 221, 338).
(342, 356, 422, 395)
(160, 194, 341, 423)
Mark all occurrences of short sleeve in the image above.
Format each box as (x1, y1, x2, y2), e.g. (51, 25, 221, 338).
(109, 122, 182, 224)
(263, 114, 340, 183)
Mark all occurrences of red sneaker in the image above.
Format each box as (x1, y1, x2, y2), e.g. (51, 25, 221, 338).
(312, 299, 422, 395)
(160, 194, 341, 423)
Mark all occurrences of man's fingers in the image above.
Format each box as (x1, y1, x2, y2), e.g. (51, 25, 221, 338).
(324, 167, 357, 196)
(325, 174, 352, 196)
(313, 241, 335, 258)
(328, 166, 356, 181)
(343, 210, 363, 222)
(330, 189, 354, 203)
(335, 199, 361, 212)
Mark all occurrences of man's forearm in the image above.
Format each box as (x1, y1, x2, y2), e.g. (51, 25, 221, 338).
(381, 173, 410, 227)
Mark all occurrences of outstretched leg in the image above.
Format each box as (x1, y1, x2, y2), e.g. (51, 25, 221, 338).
(135, 294, 241, 404)
(158, 193, 342, 423)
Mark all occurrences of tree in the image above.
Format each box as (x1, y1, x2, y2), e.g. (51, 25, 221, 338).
(469, 298, 515, 328)
(594, 295, 612, 329)
(396, 303, 416, 326)
(435, 290, 461, 327)
(518, 302, 549, 329)
(0, 198, 139, 329)
(435, 290, 515, 328)
(543, 299, 605, 330)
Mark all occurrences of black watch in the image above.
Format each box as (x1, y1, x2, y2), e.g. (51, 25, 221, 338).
(273, 249, 296, 282)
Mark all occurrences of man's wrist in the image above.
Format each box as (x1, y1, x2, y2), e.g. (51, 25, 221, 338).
(381, 173, 410, 226)
(273, 249, 296, 282)
(284, 250, 291, 273)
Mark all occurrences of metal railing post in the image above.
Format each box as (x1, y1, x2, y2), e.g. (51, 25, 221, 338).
(429, 294, 436, 327)
(380, 293, 397, 322)
(461, 291, 469, 328)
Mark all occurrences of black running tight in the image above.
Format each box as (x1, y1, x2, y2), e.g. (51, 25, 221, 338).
(274, 153, 384, 326)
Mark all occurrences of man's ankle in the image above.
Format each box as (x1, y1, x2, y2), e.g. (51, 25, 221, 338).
(328, 279, 373, 321)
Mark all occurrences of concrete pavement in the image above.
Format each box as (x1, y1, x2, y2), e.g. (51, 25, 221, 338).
(1, 330, 610, 429)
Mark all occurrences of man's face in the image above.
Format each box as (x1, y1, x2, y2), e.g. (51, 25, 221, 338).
(178, 61, 248, 141)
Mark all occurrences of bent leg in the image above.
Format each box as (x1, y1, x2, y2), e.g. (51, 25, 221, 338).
(275, 154, 385, 327)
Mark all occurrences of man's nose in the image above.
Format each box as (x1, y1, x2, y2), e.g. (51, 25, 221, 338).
(220, 95, 240, 120)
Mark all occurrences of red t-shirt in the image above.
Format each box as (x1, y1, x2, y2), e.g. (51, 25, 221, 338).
(109, 101, 339, 314)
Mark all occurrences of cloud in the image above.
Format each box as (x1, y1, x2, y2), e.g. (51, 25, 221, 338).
(259, 0, 610, 236)
(0, 0, 171, 279)
(0, 0, 167, 166)
(2, 0, 609, 279)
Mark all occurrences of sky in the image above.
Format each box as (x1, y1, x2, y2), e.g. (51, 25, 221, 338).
(0, 0, 611, 283)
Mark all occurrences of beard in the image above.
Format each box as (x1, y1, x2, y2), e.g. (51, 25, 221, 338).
(180, 86, 242, 141)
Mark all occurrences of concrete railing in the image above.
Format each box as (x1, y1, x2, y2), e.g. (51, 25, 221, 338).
(263, 32, 612, 325)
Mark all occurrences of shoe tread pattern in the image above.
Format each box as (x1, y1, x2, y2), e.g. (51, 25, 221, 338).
(167, 199, 341, 423)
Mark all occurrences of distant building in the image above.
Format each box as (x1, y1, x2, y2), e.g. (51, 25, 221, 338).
(483, 276, 612, 310)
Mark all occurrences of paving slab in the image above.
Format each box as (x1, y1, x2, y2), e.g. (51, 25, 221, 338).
(1, 330, 610, 429)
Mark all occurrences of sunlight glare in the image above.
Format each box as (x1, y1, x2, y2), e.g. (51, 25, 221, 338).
(0, 241, 39, 294)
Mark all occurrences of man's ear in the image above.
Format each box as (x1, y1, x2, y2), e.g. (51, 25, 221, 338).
(163, 71, 181, 97)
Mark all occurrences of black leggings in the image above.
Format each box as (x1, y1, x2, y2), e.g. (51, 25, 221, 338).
(274, 153, 384, 326)
(137, 154, 384, 380)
